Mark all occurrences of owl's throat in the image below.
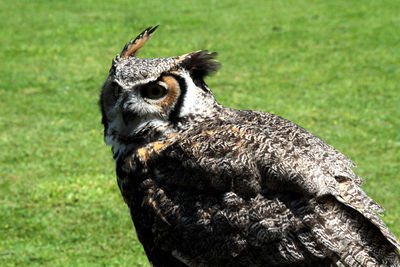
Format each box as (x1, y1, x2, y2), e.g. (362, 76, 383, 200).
(105, 113, 171, 159)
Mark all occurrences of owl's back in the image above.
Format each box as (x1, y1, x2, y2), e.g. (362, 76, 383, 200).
(115, 108, 400, 266)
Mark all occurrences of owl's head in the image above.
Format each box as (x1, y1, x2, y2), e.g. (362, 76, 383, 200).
(100, 26, 220, 149)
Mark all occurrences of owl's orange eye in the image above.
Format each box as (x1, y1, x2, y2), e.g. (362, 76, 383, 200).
(142, 84, 167, 100)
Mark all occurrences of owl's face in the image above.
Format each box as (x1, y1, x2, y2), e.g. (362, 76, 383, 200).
(100, 27, 220, 151)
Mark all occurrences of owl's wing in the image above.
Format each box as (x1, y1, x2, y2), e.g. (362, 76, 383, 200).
(223, 109, 400, 248)
(153, 110, 400, 250)
(127, 110, 399, 265)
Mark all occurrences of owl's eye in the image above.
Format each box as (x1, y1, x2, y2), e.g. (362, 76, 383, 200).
(142, 84, 167, 100)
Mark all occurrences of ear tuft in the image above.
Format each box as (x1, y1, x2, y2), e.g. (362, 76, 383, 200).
(120, 25, 159, 58)
(181, 50, 220, 79)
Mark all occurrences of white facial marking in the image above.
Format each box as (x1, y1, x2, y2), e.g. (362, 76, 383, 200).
(178, 72, 215, 118)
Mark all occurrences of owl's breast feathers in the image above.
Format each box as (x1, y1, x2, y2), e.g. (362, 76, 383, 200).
(116, 109, 400, 266)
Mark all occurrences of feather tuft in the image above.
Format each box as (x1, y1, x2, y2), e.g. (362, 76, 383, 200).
(120, 25, 159, 58)
(180, 50, 220, 79)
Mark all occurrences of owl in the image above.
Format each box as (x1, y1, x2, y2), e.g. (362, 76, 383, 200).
(100, 26, 400, 266)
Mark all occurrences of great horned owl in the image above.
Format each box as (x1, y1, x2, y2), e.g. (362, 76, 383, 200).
(100, 26, 400, 266)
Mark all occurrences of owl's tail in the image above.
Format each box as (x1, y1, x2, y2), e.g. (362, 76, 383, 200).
(311, 196, 400, 266)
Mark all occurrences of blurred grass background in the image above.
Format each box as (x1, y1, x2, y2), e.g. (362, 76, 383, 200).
(0, 0, 399, 266)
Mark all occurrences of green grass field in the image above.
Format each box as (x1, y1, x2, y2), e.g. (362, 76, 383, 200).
(1, 0, 399, 266)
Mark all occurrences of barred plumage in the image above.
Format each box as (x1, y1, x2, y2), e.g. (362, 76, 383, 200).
(100, 26, 400, 266)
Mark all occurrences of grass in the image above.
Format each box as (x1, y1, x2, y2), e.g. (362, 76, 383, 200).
(1, 0, 399, 265)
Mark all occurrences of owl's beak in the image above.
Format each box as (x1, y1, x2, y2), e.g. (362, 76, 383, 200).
(121, 109, 136, 126)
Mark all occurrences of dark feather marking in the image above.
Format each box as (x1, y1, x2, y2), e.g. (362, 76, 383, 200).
(181, 50, 220, 80)
(167, 73, 188, 123)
